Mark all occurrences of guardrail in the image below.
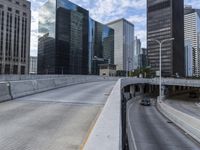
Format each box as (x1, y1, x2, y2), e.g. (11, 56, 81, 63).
(157, 99, 200, 143)
(83, 77, 200, 149)
(83, 79, 122, 150)
(0, 76, 119, 102)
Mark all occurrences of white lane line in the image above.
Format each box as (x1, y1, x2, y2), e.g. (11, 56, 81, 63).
(127, 101, 138, 150)
(195, 102, 200, 108)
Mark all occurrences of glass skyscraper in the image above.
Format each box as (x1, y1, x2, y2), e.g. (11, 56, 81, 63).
(38, 0, 114, 75)
(147, 0, 185, 77)
(89, 19, 114, 74)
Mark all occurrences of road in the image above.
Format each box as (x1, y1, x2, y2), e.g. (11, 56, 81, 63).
(127, 99, 200, 150)
(0, 81, 116, 150)
(165, 94, 200, 119)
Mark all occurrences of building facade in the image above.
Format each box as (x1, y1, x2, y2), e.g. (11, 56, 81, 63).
(147, 0, 185, 77)
(184, 6, 200, 77)
(184, 40, 193, 77)
(133, 36, 141, 69)
(107, 19, 135, 72)
(89, 19, 114, 75)
(0, 0, 31, 74)
(138, 48, 148, 69)
(38, 0, 114, 75)
(38, 0, 89, 74)
(29, 56, 37, 74)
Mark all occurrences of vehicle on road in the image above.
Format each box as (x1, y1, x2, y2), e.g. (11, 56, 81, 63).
(140, 98, 151, 106)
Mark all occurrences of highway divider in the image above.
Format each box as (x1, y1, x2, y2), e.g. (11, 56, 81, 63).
(83, 79, 122, 150)
(157, 99, 200, 143)
(0, 76, 119, 101)
(0, 82, 11, 102)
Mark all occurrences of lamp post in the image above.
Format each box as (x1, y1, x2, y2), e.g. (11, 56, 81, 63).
(127, 57, 133, 77)
(148, 38, 174, 100)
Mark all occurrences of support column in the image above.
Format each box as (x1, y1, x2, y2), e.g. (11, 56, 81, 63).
(139, 84, 144, 94)
(130, 85, 136, 97)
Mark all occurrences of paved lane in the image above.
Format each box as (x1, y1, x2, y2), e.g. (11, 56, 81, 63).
(0, 81, 116, 150)
(165, 95, 200, 119)
(127, 99, 200, 150)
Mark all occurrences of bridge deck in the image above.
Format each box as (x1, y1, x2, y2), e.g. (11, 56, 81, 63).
(0, 81, 116, 150)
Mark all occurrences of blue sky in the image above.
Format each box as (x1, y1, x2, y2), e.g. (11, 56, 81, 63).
(29, 0, 200, 56)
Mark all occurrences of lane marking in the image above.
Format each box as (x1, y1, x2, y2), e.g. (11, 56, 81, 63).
(127, 100, 138, 150)
(79, 108, 102, 150)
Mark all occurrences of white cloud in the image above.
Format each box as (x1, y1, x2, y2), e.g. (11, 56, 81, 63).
(30, 0, 200, 56)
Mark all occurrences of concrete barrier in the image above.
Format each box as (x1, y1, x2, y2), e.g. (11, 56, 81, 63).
(0, 82, 11, 102)
(83, 79, 122, 150)
(10, 80, 37, 99)
(157, 99, 200, 143)
(36, 79, 56, 93)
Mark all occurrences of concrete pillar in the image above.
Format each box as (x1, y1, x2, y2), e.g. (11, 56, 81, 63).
(130, 85, 136, 97)
(149, 85, 152, 93)
(139, 84, 144, 94)
(161, 85, 166, 97)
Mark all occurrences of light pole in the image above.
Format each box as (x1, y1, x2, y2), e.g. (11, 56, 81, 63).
(127, 57, 133, 77)
(148, 38, 174, 100)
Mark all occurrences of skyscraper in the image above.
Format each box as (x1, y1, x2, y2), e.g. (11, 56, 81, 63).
(0, 0, 31, 74)
(107, 19, 135, 72)
(184, 6, 200, 77)
(38, 0, 89, 74)
(89, 19, 114, 75)
(38, 0, 114, 75)
(147, 0, 185, 77)
(133, 36, 141, 69)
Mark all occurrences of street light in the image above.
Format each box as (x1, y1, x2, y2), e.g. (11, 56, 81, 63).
(148, 38, 174, 101)
(127, 57, 133, 77)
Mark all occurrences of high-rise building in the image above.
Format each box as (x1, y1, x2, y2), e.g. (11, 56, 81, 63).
(0, 0, 31, 74)
(89, 19, 114, 75)
(184, 6, 200, 77)
(38, 0, 89, 74)
(138, 48, 148, 69)
(133, 36, 141, 69)
(38, 0, 114, 75)
(107, 18, 135, 72)
(29, 56, 37, 74)
(184, 40, 193, 77)
(147, 0, 185, 77)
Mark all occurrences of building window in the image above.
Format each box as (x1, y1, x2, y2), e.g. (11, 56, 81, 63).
(8, 7, 12, 11)
(15, 1, 20, 5)
(16, 10, 19, 14)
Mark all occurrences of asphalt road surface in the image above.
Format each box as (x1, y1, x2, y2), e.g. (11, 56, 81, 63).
(165, 95, 200, 119)
(0, 81, 116, 150)
(127, 99, 200, 150)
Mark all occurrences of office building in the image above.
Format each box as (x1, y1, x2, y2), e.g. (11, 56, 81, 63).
(0, 0, 31, 74)
(147, 0, 185, 77)
(29, 56, 37, 74)
(89, 19, 114, 74)
(184, 40, 193, 77)
(133, 36, 141, 69)
(138, 48, 148, 69)
(184, 6, 200, 76)
(107, 18, 135, 72)
(38, 0, 89, 74)
(38, 0, 114, 75)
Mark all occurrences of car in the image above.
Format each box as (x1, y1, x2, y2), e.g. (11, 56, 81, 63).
(140, 98, 151, 106)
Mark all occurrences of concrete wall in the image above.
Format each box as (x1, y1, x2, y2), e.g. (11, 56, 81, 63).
(0, 82, 11, 102)
(158, 99, 200, 143)
(84, 79, 122, 150)
(0, 76, 119, 101)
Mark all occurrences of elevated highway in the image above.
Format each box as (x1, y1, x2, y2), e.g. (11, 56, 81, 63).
(0, 81, 116, 150)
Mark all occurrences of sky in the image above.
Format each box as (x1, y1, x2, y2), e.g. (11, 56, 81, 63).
(30, 0, 200, 56)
